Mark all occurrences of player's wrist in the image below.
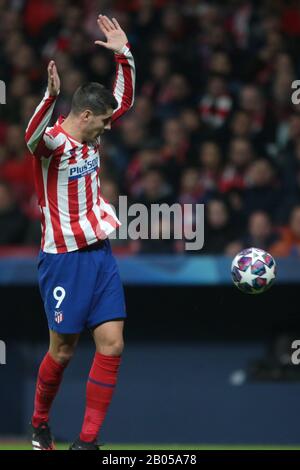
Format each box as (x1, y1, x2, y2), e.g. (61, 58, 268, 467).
(46, 88, 60, 98)
(114, 43, 130, 55)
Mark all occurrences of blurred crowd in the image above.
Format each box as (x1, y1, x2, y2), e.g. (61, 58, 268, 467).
(2, 0, 300, 255)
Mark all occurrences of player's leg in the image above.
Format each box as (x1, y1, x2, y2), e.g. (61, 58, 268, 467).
(31, 331, 80, 450)
(34, 247, 96, 449)
(33, 330, 80, 425)
(71, 321, 124, 450)
(70, 241, 126, 450)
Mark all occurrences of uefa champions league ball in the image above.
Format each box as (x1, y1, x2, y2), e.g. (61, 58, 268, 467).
(231, 247, 276, 294)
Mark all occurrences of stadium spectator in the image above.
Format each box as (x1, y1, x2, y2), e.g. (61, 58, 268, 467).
(239, 84, 276, 149)
(219, 137, 254, 193)
(243, 158, 282, 218)
(242, 211, 279, 253)
(125, 146, 162, 197)
(0, 180, 28, 245)
(201, 198, 239, 254)
(136, 167, 173, 207)
(197, 141, 222, 194)
(199, 74, 232, 129)
(271, 206, 300, 256)
(178, 167, 202, 205)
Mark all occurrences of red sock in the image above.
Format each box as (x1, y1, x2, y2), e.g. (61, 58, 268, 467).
(32, 352, 67, 427)
(80, 352, 122, 442)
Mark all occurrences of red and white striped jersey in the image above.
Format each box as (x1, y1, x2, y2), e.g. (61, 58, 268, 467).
(25, 44, 135, 253)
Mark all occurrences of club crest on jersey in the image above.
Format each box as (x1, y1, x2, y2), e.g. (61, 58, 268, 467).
(69, 156, 99, 180)
(54, 310, 64, 324)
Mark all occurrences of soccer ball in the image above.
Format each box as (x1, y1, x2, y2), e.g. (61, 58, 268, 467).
(231, 247, 276, 294)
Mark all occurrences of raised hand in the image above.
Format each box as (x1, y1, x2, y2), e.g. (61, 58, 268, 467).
(47, 61, 60, 96)
(95, 15, 128, 54)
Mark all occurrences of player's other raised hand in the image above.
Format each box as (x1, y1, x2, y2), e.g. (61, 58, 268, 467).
(95, 15, 128, 54)
(47, 60, 60, 96)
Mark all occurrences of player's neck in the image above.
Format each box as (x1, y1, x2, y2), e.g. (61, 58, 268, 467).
(60, 116, 84, 143)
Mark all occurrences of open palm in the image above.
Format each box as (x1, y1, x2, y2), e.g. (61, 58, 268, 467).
(47, 60, 60, 96)
(95, 15, 128, 54)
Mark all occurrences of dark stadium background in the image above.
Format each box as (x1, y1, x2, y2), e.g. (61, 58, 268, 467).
(1, 0, 300, 448)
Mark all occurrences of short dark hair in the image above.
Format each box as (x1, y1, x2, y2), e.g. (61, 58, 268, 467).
(71, 82, 118, 115)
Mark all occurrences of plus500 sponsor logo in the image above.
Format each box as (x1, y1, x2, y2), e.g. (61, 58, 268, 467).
(69, 157, 98, 180)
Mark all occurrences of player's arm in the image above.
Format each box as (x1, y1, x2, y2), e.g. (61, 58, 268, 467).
(95, 15, 135, 124)
(25, 61, 60, 157)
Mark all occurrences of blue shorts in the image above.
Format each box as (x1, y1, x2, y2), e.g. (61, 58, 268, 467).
(37, 239, 126, 334)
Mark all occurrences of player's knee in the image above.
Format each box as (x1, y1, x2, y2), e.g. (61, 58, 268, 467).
(98, 338, 124, 356)
(50, 347, 75, 366)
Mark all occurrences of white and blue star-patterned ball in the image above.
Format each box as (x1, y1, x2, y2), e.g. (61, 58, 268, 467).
(231, 247, 276, 294)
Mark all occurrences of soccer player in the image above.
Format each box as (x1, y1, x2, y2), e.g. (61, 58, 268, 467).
(25, 15, 135, 450)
